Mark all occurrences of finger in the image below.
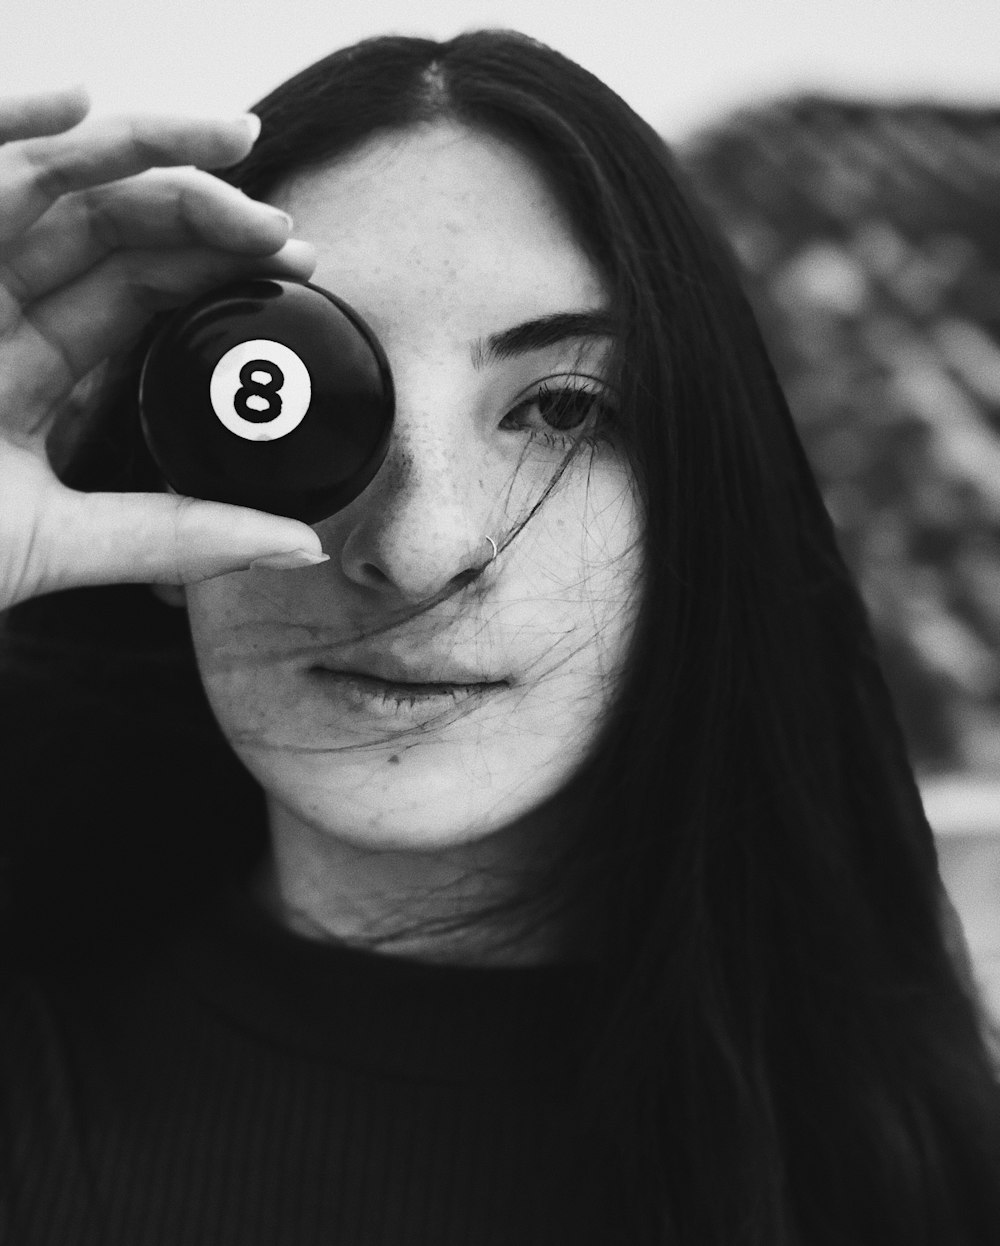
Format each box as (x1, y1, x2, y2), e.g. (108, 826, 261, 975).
(1, 239, 317, 426)
(82, 169, 293, 252)
(0, 86, 90, 143)
(0, 111, 261, 242)
(50, 488, 326, 592)
(4, 169, 295, 305)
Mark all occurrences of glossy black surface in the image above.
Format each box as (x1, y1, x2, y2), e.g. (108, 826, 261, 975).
(139, 279, 394, 524)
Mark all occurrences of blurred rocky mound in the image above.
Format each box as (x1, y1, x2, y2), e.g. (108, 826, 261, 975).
(679, 96, 1000, 778)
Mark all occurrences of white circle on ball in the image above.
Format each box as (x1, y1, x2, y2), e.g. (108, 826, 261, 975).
(209, 338, 311, 441)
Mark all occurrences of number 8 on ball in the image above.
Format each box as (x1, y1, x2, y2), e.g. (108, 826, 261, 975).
(210, 339, 312, 441)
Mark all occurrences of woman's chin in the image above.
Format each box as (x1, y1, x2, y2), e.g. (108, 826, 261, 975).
(256, 748, 572, 855)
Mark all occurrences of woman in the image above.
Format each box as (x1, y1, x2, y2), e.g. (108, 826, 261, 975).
(1, 31, 998, 1246)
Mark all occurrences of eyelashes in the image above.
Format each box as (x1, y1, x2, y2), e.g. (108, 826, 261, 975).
(499, 378, 618, 449)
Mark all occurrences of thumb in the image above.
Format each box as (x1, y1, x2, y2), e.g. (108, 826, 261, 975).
(55, 489, 328, 589)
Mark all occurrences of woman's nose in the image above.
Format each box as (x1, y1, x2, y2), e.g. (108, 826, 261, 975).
(332, 422, 495, 603)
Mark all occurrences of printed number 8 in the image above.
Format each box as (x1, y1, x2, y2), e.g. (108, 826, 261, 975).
(234, 360, 285, 423)
(209, 338, 311, 442)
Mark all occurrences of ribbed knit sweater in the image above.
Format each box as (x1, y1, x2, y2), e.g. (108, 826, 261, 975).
(0, 889, 624, 1245)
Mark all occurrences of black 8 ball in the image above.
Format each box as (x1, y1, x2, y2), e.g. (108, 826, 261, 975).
(139, 279, 395, 525)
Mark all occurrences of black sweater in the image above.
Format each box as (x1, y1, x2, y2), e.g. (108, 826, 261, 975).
(0, 890, 625, 1245)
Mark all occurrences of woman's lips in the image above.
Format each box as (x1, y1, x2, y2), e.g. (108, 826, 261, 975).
(307, 646, 509, 687)
(307, 666, 509, 713)
(315, 668, 505, 695)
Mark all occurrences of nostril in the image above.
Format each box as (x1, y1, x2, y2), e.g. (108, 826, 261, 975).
(359, 562, 391, 586)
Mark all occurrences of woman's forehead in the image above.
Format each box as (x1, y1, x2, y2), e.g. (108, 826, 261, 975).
(269, 122, 607, 323)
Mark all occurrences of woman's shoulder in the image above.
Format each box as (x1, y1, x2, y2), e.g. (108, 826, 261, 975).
(0, 927, 167, 1061)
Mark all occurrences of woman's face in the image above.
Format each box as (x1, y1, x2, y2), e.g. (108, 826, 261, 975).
(185, 122, 643, 852)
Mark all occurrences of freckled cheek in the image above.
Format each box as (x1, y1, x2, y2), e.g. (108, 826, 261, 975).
(186, 577, 261, 646)
(184, 593, 311, 741)
(186, 575, 319, 666)
(579, 489, 644, 658)
(503, 508, 641, 693)
(197, 658, 329, 767)
(518, 479, 641, 586)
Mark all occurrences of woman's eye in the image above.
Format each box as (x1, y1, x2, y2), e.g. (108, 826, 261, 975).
(536, 387, 597, 430)
(500, 383, 614, 442)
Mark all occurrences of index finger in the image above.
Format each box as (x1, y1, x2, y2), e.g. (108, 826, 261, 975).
(0, 111, 261, 244)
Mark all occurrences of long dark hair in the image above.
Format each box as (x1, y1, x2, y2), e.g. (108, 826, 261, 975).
(2, 30, 999, 1246)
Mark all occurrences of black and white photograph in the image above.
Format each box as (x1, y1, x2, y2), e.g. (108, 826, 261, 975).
(1, 2, 998, 1242)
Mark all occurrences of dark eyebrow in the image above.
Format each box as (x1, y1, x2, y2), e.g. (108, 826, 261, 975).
(471, 311, 618, 369)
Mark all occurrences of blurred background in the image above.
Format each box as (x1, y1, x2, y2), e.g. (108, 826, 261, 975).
(2, 0, 998, 1016)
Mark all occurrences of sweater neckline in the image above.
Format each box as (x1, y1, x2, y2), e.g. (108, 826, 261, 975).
(168, 886, 596, 1083)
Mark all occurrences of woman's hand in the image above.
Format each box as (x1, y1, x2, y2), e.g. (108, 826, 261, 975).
(0, 87, 326, 612)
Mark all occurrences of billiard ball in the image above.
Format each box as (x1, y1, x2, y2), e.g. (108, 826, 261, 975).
(138, 278, 394, 524)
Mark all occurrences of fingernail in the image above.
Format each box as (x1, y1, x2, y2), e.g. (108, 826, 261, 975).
(262, 205, 293, 228)
(250, 550, 329, 570)
(240, 112, 262, 143)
